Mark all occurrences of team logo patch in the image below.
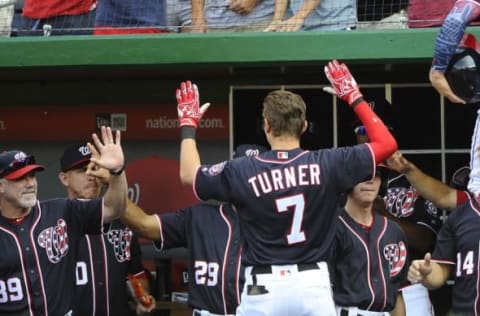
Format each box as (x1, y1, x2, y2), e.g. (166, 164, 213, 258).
(205, 161, 227, 176)
(106, 228, 132, 262)
(38, 219, 69, 263)
(277, 152, 288, 160)
(383, 186, 418, 218)
(383, 241, 407, 277)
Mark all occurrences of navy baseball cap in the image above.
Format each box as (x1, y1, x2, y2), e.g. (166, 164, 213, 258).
(233, 144, 268, 158)
(450, 166, 470, 191)
(60, 144, 92, 172)
(0, 150, 45, 180)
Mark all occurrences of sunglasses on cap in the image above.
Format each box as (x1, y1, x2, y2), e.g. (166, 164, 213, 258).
(0, 155, 36, 178)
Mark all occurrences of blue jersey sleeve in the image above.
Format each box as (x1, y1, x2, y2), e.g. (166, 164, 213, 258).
(154, 208, 189, 250)
(432, 0, 480, 71)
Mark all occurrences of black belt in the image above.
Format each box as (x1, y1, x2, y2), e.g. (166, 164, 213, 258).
(340, 309, 368, 316)
(251, 263, 319, 275)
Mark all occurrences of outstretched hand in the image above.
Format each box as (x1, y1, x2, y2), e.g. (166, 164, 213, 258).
(88, 126, 124, 174)
(429, 68, 466, 104)
(408, 252, 433, 284)
(323, 59, 363, 106)
(385, 152, 412, 174)
(176, 80, 210, 129)
(86, 144, 111, 184)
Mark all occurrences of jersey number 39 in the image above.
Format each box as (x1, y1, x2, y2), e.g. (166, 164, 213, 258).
(0, 278, 24, 303)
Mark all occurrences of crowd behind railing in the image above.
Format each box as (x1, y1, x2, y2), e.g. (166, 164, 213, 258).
(0, 1, 460, 37)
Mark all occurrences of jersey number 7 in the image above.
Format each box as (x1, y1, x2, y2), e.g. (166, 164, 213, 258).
(276, 194, 306, 245)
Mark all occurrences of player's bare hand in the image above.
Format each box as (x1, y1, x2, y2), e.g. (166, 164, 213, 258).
(86, 145, 111, 184)
(429, 69, 466, 104)
(323, 60, 363, 106)
(385, 152, 412, 174)
(89, 126, 124, 173)
(408, 252, 433, 284)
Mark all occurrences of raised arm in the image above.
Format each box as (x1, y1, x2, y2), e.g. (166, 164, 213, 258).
(176, 81, 210, 185)
(430, 0, 480, 103)
(386, 152, 459, 211)
(88, 126, 128, 223)
(324, 60, 397, 163)
(122, 199, 161, 240)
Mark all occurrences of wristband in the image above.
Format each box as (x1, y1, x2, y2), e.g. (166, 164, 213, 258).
(109, 165, 125, 176)
(350, 97, 364, 109)
(181, 126, 196, 139)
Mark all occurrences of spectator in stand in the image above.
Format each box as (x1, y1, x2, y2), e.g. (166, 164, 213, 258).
(0, 0, 14, 36)
(167, 0, 191, 32)
(264, 0, 356, 32)
(11, 0, 96, 36)
(94, 0, 168, 35)
(190, 0, 274, 32)
(408, 0, 455, 28)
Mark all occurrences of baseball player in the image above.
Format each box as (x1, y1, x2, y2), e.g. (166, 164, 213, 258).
(333, 166, 408, 316)
(352, 102, 441, 315)
(122, 144, 267, 316)
(58, 143, 154, 316)
(0, 126, 128, 315)
(175, 60, 398, 316)
(407, 193, 480, 315)
(428, 0, 480, 202)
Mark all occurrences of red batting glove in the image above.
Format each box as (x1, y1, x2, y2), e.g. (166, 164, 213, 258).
(323, 60, 363, 106)
(176, 80, 210, 128)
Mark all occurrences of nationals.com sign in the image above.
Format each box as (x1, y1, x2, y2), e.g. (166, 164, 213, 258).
(0, 104, 228, 140)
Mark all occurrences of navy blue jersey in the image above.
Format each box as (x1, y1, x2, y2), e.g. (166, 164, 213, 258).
(432, 195, 480, 314)
(383, 171, 442, 258)
(0, 198, 103, 316)
(154, 203, 242, 315)
(194, 146, 375, 265)
(74, 219, 144, 316)
(333, 209, 408, 311)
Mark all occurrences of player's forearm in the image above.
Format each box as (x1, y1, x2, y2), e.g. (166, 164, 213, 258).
(421, 262, 451, 290)
(180, 138, 201, 185)
(353, 100, 397, 162)
(103, 171, 128, 222)
(122, 200, 161, 240)
(403, 164, 457, 211)
(432, 0, 480, 71)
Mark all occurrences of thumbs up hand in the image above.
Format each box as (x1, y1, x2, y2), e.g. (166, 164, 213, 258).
(408, 252, 433, 284)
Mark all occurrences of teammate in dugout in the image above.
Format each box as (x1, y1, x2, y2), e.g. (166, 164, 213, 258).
(352, 100, 441, 315)
(333, 165, 408, 316)
(175, 59, 398, 316)
(0, 126, 128, 316)
(121, 144, 267, 316)
(385, 152, 480, 315)
(58, 143, 154, 316)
